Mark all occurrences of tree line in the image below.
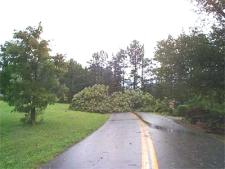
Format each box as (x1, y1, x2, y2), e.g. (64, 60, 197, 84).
(0, 24, 152, 124)
(0, 0, 224, 128)
(49, 39, 152, 102)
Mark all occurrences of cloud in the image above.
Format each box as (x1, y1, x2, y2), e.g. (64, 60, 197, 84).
(0, 0, 199, 66)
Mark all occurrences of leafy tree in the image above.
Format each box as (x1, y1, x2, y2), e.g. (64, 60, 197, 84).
(0, 24, 59, 124)
(64, 59, 91, 102)
(52, 53, 69, 102)
(154, 30, 224, 102)
(127, 40, 144, 89)
(192, 0, 225, 24)
(102, 65, 114, 92)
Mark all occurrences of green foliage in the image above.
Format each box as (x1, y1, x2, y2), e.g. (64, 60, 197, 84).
(187, 95, 225, 115)
(70, 85, 155, 113)
(70, 84, 110, 113)
(109, 91, 131, 112)
(153, 98, 172, 114)
(176, 104, 190, 116)
(154, 31, 224, 101)
(0, 101, 108, 169)
(63, 59, 91, 102)
(88, 51, 113, 87)
(109, 49, 127, 92)
(52, 54, 69, 102)
(127, 40, 144, 89)
(152, 16, 224, 131)
(192, 0, 225, 24)
(0, 23, 60, 124)
(110, 90, 154, 112)
(174, 95, 225, 130)
(124, 90, 154, 111)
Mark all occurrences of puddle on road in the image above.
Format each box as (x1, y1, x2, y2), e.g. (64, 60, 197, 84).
(146, 122, 207, 138)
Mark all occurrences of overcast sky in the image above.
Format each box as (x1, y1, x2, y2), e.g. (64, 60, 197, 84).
(0, 0, 202, 66)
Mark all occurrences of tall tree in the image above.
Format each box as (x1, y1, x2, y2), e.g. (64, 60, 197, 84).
(52, 53, 69, 102)
(88, 50, 113, 90)
(127, 40, 144, 90)
(141, 58, 154, 91)
(0, 24, 59, 124)
(154, 31, 224, 101)
(109, 49, 127, 92)
(64, 59, 91, 101)
(88, 50, 109, 84)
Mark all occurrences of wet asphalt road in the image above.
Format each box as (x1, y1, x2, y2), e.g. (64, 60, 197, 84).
(41, 113, 142, 169)
(41, 112, 225, 169)
(138, 112, 225, 169)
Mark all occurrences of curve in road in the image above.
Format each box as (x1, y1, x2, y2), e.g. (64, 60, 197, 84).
(41, 112, 224, 169)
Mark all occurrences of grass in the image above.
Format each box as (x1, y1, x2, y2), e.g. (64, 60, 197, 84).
(0, 101, 109, 169)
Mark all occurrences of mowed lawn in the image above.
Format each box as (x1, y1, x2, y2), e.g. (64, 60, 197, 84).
(0, 101, 109, 169)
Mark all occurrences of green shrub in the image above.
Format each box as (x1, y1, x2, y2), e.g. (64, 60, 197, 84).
(121, 90, 145, 111)
(176, 104, 190, 116)
(109, 91, 131, 112)
(180, 95, 225, 131)
(109, 90, 155, 112)
(187, 95, 225, 115)
(70, 85, 156, 113)
(135, 92, 155, 112)
(153, 98, 172, 114)
(70, 84, 110, 113)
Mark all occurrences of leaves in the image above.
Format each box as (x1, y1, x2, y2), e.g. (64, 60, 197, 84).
(0, 24, 60, 123)
(154, 30, 224, 101)
(70, 85, 155, 113)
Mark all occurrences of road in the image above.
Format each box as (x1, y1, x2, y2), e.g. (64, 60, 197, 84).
(138, 112, 225, 169)
(41, 112, 225, 169)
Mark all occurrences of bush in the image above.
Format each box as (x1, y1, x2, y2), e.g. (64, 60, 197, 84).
(133, 90, 155, 111)
(70, 85, 156, 113)
(175, 104, 190, 116)
(109, 90, 155, 112)
(178, 95, 225, 131)
(109, 91, 131, 112)
(153, 98, 172, 114)
(70, 84, 110, 113)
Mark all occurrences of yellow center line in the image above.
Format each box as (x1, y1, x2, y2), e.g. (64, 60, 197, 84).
(139, 122, 150, 169)
(132, 113, 159, 169)
(144, 122, 159, 169)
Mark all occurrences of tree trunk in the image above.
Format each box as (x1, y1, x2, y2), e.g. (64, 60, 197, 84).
(122, 73, 125, 91)
(133, 63, 137, 90)
(31, 107, 36, 125)
(141, 57, 144, 90)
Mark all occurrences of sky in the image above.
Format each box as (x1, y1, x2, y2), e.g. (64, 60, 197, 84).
(0, 0, 202, 66)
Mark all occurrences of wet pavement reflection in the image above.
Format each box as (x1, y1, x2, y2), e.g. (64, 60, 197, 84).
(40, 113, 141, 169)
(138, 112, 225, 169)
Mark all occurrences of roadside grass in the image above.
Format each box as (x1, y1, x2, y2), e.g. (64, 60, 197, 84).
(0, 101, 109, 169)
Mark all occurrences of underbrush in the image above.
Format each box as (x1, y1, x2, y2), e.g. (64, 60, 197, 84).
(175, 96, 224, 133)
